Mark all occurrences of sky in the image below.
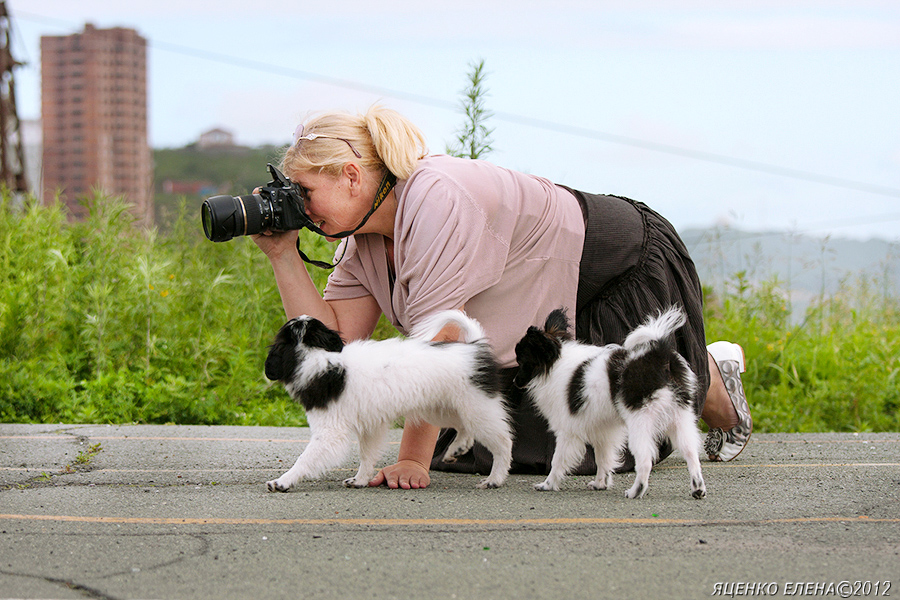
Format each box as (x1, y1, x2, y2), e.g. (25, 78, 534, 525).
(9, 0, 900, 242)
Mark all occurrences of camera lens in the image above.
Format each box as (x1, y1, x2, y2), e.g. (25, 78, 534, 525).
(201, 195, 243, 242)
(201, 194, 266, 242)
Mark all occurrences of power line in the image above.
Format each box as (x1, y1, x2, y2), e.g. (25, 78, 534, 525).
(140, 43, 900, 202)
(489, 112, 900, 200)
(15, 9, 900, 202)
(148, 39, 459, 113)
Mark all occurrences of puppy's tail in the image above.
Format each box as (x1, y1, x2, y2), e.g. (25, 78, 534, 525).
(623, 306, 687, 352)
(411, 310, 487, 344)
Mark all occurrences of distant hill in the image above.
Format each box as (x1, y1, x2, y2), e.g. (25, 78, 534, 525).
(153, 145, 288, 227)
(681, 227, 900, 312)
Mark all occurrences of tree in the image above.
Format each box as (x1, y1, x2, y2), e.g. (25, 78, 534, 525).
(446, 59, 495, 160)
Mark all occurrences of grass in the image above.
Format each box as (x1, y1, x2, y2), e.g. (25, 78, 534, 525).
(1, 190, 898, 432)
(703, 271, 900, 432)
(75, 442, 103, 465)
(1, 191, 338, 426)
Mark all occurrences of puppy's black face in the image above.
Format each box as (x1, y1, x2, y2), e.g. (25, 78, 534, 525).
(264, 316, 345, 382)
(514, 326, 562, 387)
(265, 316, 348, 411)
(513, 308, 571, 387)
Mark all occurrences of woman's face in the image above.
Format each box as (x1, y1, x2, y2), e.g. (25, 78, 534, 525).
(289, 167, 367, 241)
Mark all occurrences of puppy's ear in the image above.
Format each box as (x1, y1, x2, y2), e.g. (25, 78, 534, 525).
(532, 329, 562, 372)
(265, 324, 298, 382)
(302, 318, 345, 353)
(544, 308, 572, 340)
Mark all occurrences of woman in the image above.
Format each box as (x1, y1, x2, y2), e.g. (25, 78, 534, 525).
(252, 105, 752, 490)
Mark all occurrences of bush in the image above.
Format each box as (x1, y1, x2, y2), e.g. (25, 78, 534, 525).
(704, 271, 900, 432)
(2, 191, 898, 432)
(0, 191, 344, 426)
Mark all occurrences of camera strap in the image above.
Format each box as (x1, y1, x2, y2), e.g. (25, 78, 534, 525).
(296, 171, 398, 269)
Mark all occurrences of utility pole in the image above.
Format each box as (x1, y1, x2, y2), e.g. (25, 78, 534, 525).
(0, 0, 27, 193)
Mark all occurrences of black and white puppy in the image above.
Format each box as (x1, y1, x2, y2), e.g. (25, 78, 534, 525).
(264, 311, 513, 492)
(514, 307, 706, 499)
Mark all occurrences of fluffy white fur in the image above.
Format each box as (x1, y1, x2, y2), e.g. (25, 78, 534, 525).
(264, 310, 513, 492)
(514, 307, 706, 499)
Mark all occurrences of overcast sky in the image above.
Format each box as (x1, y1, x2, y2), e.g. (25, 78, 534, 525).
(9, 0, 900, 241)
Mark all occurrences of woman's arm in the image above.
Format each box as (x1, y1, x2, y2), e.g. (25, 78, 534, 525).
(368, 315, 465, 489)
(368, 421, 441, 490)
(257, 230, 464, 490)
(253, 230, 380, 341)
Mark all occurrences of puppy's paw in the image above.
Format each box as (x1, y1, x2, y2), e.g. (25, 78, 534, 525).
(442, 441, 473, 464)
(691, 477, 707, 499)
(625, 483, 646, 499)
(533, 480, 558, 491)
(476, 479, 501, 489)
(342, 477, 369, 488)
(266, 479, 291, 493)
(588, 472, 613, 491)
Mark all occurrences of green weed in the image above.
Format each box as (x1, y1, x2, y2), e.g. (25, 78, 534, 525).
(1, 190, 898, 432)
(704, 271, 900, 432)
(0, 191, 334, 426)
(75, 442, 103, 465)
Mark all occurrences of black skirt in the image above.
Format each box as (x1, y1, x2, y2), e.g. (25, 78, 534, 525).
(432, 188, 710, 475)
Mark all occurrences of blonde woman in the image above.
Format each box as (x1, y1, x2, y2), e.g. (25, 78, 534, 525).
(253, 105, 751, 490)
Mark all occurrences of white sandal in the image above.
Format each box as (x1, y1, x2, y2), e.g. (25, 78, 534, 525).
(705, 342, 752, 461)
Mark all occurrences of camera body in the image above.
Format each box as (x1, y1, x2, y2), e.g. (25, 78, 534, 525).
(201, 164, 311, 242)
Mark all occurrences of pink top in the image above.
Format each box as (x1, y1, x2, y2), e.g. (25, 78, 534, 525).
(323, 155, 585, 366)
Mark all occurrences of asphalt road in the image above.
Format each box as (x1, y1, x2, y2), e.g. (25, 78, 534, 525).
(1, 424, 898, 600)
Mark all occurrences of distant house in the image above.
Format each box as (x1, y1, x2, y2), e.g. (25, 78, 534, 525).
(161, 180, 221, 196)
(197, 128, 235, 149)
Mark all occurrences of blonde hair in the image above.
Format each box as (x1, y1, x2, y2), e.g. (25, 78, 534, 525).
(282, 105, 428, 180)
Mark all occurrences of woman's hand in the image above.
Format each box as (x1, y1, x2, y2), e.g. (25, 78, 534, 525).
(369, 459, 431, 489)
(250, 229, 300, 262)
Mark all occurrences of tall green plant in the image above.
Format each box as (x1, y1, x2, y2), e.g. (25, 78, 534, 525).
(3, 189, 899, 432)
(446, 59, 495, 160)
(0, 191, 308, 425)
(704, 272, 900, 433)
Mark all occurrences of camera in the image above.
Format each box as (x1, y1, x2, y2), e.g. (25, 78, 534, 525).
(201, 164, 312, 242)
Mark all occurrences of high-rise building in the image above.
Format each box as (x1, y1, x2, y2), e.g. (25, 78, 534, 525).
(41, 24, 153, 225)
